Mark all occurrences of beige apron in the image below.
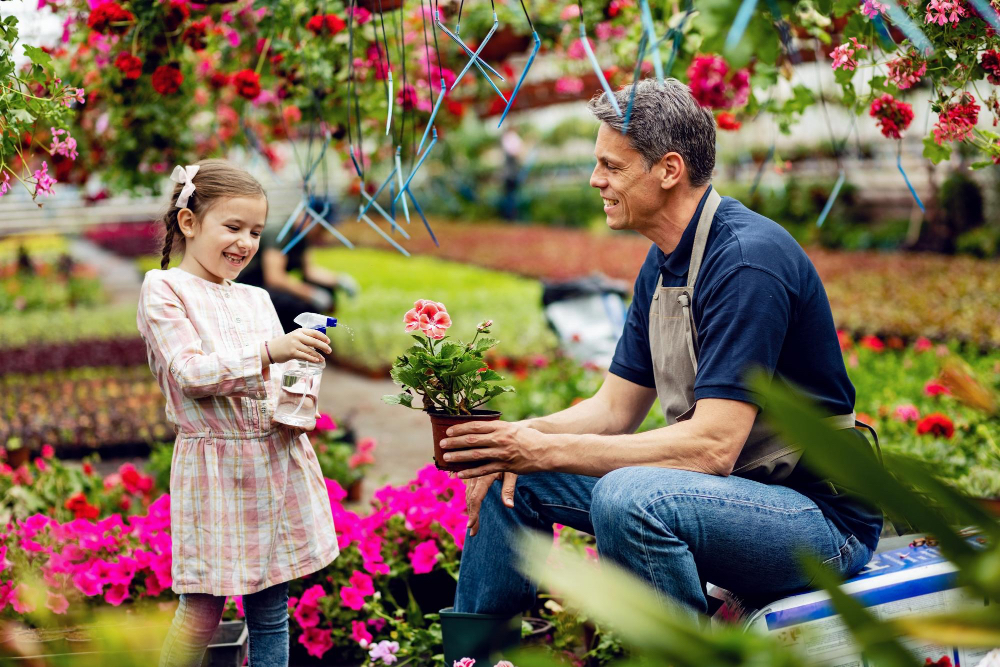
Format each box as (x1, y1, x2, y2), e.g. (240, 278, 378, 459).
(648, 188, 856, 483)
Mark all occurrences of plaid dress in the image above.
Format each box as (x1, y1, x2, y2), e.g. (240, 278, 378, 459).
(137, 268, 338, 596)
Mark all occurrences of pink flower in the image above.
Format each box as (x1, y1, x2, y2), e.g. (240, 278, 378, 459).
(894, 404, 920, 422)
(299, 584, 326, 607)
(861, 0, 888, 17)
(887, 55, 927, 90)
(351, 619, 373, 646)
(454, 659, 476, 667)
(368, 617, 387, 632)
(314, 413, 337, 432)
(33, 161, 57, 197)
(567, 39, 589, 60)
(293, 602, 320, 628)
(40, 444, 54, 459)
(50, 128, 78, 160)
(410, 539, 440, 574)
(299, 627, 334, 658)
(0, 171, 10, 197)
(346, 6, 371, 23)
(914, 336, 933, 352)
(349, 570, 375, 596)
(46, 591, 69, 614)
(340, 585, 366, 610)
(687, 54, 750, 109)
(924, 380, 951, 397)
(404, 308, 423, 332)
(11, 584, 35, 614)
(925, 0, 966, 26)
(369, 640, 400, 665)
(555, 76, 585, 95)
(830, 37, 867, 72)
(422, 311, 452, 340)
(560, 4, 580, 20)
(73, 570, 104, 597)
(104, 582, 130, 606)
(933, 94, 979, 145)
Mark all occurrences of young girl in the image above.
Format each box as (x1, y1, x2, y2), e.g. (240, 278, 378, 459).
(136, 160, 339, 667)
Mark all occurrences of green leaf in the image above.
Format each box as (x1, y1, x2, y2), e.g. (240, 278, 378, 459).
(22, 44, 52, 69)
(446, 358, 486, 378)
(478, 369, 503, 382)
(970, 160, 996, 170)
(382, 393, 414, 408)
(440, 342, 464, 359)
(923, 136, 952, 164)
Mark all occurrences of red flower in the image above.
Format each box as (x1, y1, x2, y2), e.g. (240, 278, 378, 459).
(933, 93, 979, 145)
(325, 14, 346, 34)
(64, 492, 100, 520)
(114, 52, 142, 80)
(687, 54, 750, 110)
(916, 413, 954, 439)
(151, 65, 183, 95)
(869, 94, 914, 139)
(87, 1, 134, 34)
(233, 69, 261, 100)
(716, 112, 741, 131)
(837, 330, 852, 351)
(926, 657, 952, 667)
(306, 15, 325, 34)
(209, 71, 230, 89)
(183, 18, 211, 51)
(860, 335, 884, 352)
(981, 50, 1000, 85)
(163, 0, 191, 32)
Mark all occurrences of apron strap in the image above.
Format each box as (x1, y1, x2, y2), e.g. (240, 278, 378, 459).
(678, 187, 723, 371)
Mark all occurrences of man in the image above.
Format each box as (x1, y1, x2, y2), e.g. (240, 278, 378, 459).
(440, 79, 882, 623)
(238, 202, 358, 333)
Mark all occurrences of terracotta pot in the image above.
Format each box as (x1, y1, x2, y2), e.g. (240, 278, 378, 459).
(346, 478, 363, 502)
(428, 409, 501, 472)
(7, 447, 30, 469)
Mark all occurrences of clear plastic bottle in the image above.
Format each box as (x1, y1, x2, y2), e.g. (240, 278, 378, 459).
(273, 313, 337, 430)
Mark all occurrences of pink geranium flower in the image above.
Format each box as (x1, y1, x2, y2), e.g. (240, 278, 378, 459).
(32, 161, 57, 197)
(894, 404, 920, 422)
(369, 640, 400, 665)
(404, 308, 423, 332)
(830, 37, 867, 72)
(422, 310, 453, 339)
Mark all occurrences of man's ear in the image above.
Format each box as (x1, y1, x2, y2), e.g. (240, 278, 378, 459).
(658, 152, 686, 191)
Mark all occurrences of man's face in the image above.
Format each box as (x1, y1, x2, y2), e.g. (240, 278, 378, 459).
(589, 123, 666, 232)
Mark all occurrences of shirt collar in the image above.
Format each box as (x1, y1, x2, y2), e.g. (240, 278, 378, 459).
(658, 185, 714, 277)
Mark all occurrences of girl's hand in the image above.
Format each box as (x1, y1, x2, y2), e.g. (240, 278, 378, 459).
(265, 329, 331, 364)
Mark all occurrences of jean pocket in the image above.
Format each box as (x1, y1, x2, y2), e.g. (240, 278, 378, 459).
(814, 534, 871, 582)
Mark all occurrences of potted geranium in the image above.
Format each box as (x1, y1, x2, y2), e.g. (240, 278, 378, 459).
(383, 300, 514, 472)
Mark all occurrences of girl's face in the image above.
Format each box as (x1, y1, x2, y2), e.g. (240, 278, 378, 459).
(177, 196, 267, 284)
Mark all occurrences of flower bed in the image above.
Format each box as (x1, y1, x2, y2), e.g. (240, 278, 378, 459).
(0, 306, 138, 352)
(0, 366, 172, 454)
(83, 221, 161, 258)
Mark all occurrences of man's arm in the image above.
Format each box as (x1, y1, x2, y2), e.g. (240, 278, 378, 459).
(520, 372, 657, 436)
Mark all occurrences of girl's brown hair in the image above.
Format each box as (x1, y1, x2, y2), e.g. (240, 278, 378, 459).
(159, 159, 268, 270)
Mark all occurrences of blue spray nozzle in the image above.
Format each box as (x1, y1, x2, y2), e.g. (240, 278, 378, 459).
(294, 313, 338, 334)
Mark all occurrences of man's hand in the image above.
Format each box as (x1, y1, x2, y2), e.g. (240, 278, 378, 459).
(439, 421, 548, 479)
(466, 472, 518, 537)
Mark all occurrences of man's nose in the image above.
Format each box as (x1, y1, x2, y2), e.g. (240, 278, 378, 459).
(590, 164, 606, 189)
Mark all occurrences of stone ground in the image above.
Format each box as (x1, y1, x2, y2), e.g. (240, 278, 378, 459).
(73, 238, 429, 494)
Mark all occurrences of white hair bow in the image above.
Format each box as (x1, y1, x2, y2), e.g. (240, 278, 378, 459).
(170, 164, 201, 209)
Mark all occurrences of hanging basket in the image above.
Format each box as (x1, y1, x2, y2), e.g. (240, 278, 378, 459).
(356, 0, 405, 11)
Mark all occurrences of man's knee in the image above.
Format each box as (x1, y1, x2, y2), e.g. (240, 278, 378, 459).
(591, 467, 699, 538)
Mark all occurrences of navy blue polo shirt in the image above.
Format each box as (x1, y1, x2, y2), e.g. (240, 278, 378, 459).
(609, 186, 882, 551)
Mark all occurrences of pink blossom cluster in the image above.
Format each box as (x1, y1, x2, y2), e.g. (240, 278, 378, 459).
(403, 299, 453, 340)
(933, 93, 980, 144)
(349, 437, 377, 470)
(686, 54, 750, 110)
(0, 171, 11, 198)
(982, 50, 1000, 85)
(925, 0, 966, 26)
(861, 0, 888, 18)
(0, 494, 173, 615)
(50, 128, 78, 160)
(886, 55, 927, 90)
(32, 162, 57, 198)
(830, 37, 868, 72)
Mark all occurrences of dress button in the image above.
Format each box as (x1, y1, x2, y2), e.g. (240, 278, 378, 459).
(236, 317, 241, 323)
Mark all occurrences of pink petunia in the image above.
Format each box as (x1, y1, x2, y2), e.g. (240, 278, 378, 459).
(40, 444, 55, 459)
(454, 659, 476, 667)
(410, 539, 440, 574)
(314, 413, 338, 432)
(46, 591, 69, 614)
(914, 336, 933, 352)
(298, 627, 334, 659)
(349, 570, 375, 597)
(340, 585, 366, 610)
(104, 582, 130, 606)
(894, 404, 920, 423)
(351, 619, 373, 646)
(11, 584, 35, 614)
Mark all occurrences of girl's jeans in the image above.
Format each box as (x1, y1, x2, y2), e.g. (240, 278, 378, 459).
(455, 467, 879, 618)
(159, 581, 289, 667)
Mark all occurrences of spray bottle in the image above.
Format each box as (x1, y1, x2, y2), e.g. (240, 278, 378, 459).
(273, 313, 337, 430)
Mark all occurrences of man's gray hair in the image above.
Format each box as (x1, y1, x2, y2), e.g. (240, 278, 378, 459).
(587, 78, 716, 187)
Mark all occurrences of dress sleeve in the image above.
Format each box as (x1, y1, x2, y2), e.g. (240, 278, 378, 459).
(137, 276, 267, 399)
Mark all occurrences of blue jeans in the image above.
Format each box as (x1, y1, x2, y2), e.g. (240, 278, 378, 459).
(159, 582, 289, 667)
(455, 467, 876, 616)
